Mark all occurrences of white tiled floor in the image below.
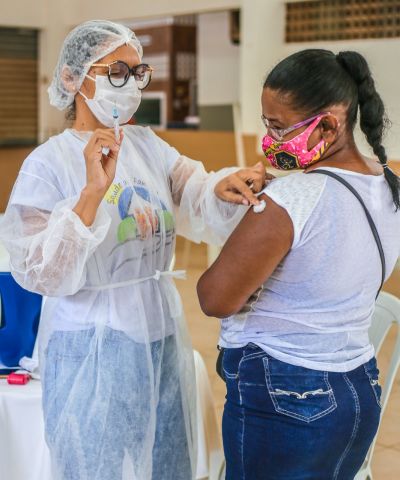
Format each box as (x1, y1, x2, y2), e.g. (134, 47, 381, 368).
(175, 240, 400, 480)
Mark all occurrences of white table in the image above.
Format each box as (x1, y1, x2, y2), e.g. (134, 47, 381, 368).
(0, 351, 223, 480)
(0, 379, 51, 480)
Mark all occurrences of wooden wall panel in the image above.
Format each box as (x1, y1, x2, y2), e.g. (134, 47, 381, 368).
(0, 28, 38, 146)
(286, 0, 400, 42)
(0, 147, 33, 212)
(157, 130, 237, 171)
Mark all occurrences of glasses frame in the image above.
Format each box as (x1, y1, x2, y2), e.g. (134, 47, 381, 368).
(261, 112, 327, 141)
(91, 60, 154, 90)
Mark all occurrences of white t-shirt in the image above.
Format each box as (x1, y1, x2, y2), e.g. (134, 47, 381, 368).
(219, 167, 400, 372)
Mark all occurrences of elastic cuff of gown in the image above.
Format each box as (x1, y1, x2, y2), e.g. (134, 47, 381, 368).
(59, 200, 111, 242)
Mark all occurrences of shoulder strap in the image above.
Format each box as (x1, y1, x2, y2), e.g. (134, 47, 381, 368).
(308, 169, 386, 299)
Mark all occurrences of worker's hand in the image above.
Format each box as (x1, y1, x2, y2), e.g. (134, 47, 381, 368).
(83, 128, 123, 198)
(215, 162, 274, 206)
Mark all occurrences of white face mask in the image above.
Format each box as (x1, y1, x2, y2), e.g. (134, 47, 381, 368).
(79, 74, 141, 127)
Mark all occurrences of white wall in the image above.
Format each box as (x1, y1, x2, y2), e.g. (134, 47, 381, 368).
(240, 0, 285, 136)
(239, 0, 400, 159)
(0, 0, 240, 27)
(0, 0, 45, 28)
(283, 39, 400, 160)
(69, 0, 240, 24)
(197, 11, 240, 106)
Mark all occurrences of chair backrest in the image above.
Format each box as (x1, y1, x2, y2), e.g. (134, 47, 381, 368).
(361, 291, 400, 474)
(369, 291, 400, 414)
(169, 253, 176, 272)
(0, 272, 42, 369)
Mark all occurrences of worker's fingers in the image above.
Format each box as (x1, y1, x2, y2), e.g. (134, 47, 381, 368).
(218, 190, 252, 206)
(228, 175, 260, 205)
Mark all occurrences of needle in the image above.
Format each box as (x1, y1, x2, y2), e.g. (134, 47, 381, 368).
(112, 105, 120, 143)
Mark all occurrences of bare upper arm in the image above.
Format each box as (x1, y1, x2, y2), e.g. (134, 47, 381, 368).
(197, 194, 294, 317)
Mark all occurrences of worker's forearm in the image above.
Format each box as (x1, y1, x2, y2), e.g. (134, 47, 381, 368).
(73, 187, 104, 227)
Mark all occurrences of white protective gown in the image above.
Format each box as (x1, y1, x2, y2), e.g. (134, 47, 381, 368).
(0, 125, 245, 480)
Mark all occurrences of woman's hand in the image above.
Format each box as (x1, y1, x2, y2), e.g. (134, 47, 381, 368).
(83, 128, 123, 197)
(73, 128, 123, 226)
(215, 162, 274, 206)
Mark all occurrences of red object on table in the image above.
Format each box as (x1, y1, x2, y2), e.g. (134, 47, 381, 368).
(7, 373, 30, 385)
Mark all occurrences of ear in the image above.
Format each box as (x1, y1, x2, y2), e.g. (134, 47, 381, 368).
(61, 65, 78, 94)
(320, 114, 340, 143)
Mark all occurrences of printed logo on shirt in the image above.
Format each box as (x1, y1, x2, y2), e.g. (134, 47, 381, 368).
(105, 182, 123, 205)
(105, 182, 174, 243)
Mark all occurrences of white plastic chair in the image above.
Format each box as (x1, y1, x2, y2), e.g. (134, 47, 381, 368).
(193, 350, 224, 480)
(354, 291, 400, 480)
(169, 253, 176, 271)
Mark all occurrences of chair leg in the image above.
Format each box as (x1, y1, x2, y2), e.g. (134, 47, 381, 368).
(207, 245, 221, 267)
(182, 238, 192, 270)
(217, 459, 226, 480)
(354, 464, 373, 480)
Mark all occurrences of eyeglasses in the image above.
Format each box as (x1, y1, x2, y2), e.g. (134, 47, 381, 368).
(261, 112, 325, 141)
(91, 61, 153, 89)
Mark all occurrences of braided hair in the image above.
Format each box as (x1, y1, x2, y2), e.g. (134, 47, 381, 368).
(264, 49, 400, 210)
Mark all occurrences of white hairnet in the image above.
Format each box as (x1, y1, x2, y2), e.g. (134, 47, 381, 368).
(48, 20, 143, 110)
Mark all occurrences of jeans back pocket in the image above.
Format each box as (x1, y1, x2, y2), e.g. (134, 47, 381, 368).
(263, 357, 337, 423)
(363, 357, 382, 408)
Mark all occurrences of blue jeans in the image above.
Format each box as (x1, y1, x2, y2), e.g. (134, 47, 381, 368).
(222, 344, 381, 480)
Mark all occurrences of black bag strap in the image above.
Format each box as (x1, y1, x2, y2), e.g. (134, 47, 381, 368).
(308, 169, 386, 299)
(216, 345, 225, 382)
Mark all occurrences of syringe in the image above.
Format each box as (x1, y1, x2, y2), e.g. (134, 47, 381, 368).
(112, 105, 120, 143)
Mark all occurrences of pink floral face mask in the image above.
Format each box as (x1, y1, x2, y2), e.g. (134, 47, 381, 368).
(261, 113, 332, 170)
